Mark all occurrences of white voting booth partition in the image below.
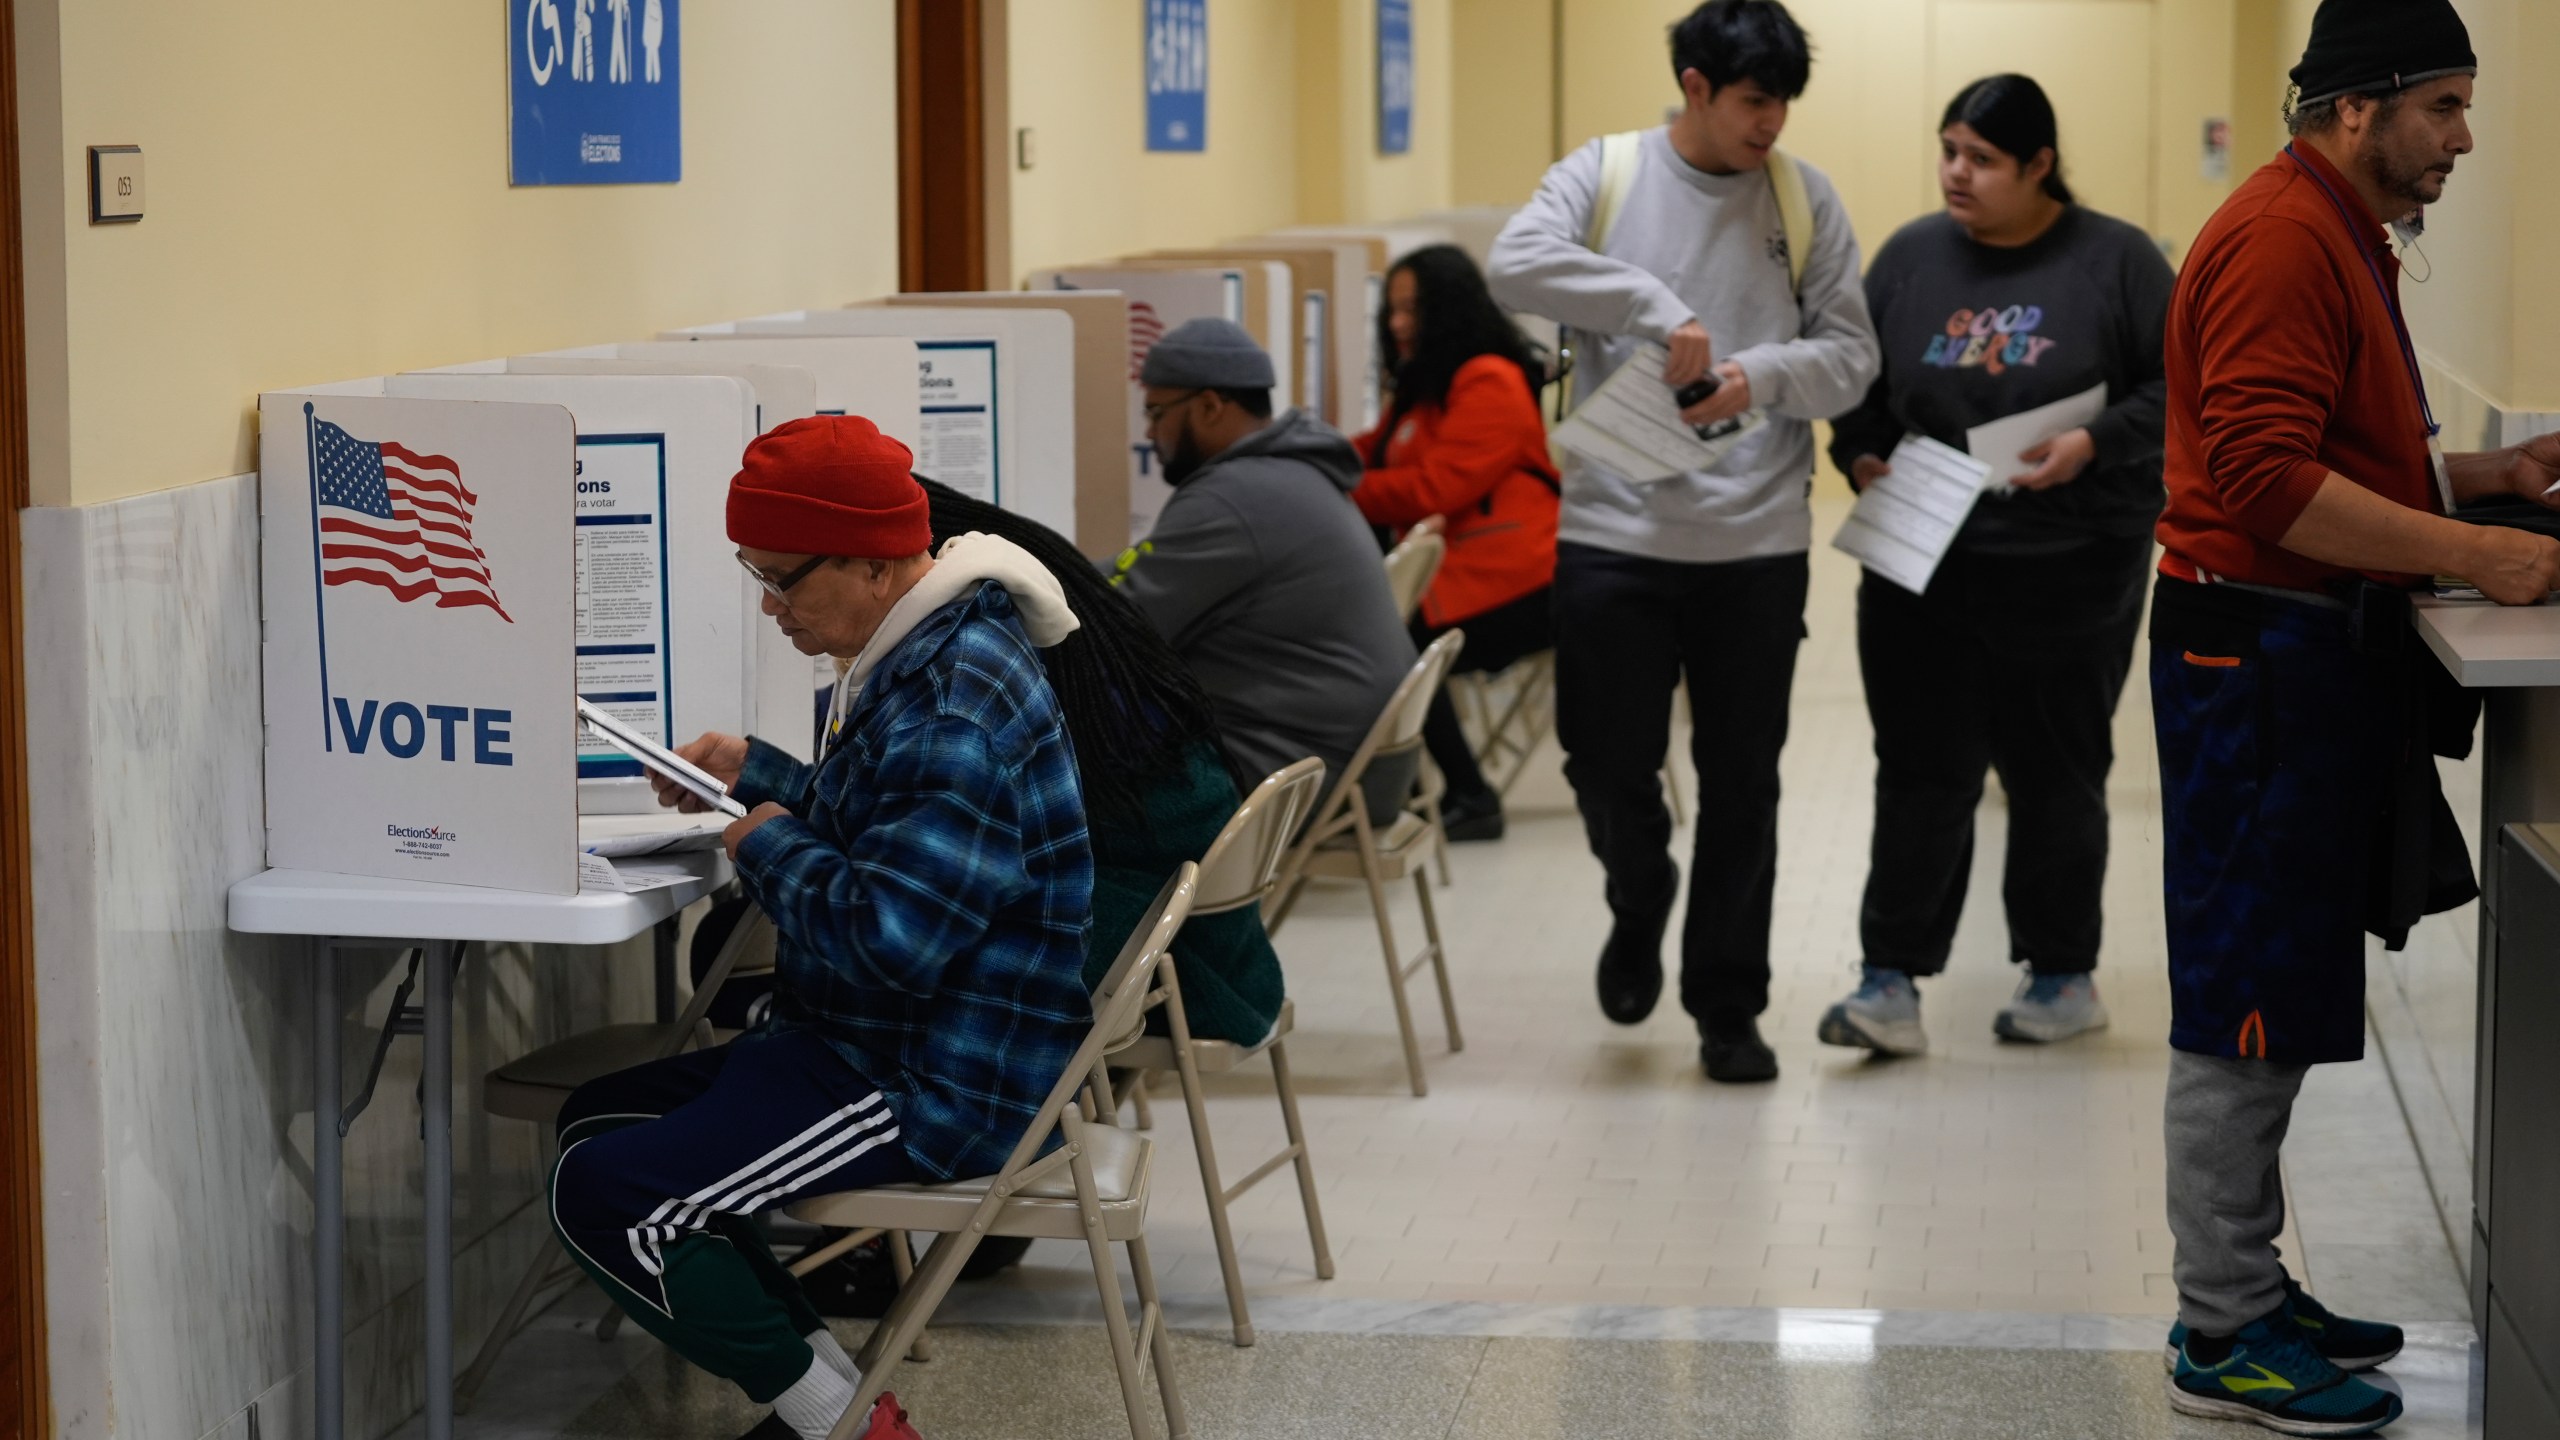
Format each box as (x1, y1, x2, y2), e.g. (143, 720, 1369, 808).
(508, 351, 822, 432)
(1149, 253, 1316, 421)
(259, 391, 580, 895)
(1028, 266, 1243, 541)
(673, 309, 1079, 547)
(385, 372, 772, 809)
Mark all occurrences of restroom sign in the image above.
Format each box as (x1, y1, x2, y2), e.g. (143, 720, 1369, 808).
(512, 0, 682, 185)
(1145, 0, 1208, 152)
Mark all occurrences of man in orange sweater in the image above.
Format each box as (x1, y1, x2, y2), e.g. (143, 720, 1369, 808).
(2151, 0, 2560, 1431)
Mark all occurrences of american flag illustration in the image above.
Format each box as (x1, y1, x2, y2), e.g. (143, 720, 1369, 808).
(312, 418, 512, 621)
(1128, 300, 1167, 382)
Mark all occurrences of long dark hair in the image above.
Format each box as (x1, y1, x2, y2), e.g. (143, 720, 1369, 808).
(1370, 244, 1545, 462)
(1942, 74, 2074, 204)
(918, 479, 1241, 820)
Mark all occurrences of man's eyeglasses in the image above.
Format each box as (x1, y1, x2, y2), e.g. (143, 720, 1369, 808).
(1143, 389, 1204, 426)
(739, 552, 831, 604)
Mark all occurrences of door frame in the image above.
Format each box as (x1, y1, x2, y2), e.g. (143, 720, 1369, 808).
(896, 0, 988, 293)
(0, 0, 44, 1426)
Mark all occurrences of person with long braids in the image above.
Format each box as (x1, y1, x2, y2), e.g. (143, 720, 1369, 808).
(1352, 244, 1560, 842)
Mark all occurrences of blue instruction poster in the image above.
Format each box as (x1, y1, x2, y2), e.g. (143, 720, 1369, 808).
(1377, 0, 1413, 155)
(511, 0, 682, 185)
(1146, 0, 1208, 152)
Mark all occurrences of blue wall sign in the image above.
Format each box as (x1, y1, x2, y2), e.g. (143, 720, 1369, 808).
(511, 0, 682, 186)
(1145, 0, 1208, 153)
(1377, 0, 1413, 155)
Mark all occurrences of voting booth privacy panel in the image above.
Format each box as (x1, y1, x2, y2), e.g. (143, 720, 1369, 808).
(259, 392, 580, 895)
(1028, 265, 1244, 542)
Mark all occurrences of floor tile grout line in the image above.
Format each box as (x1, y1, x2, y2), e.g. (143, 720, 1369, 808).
(1437, 1335, 1498, 1440)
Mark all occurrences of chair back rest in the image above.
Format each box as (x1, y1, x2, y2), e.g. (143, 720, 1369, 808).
(1192, 758, 1327, 916)
(1381, 532, 1446, 622)
(984, 865, 1197, 1179)
(1281, 631, 1466, 857)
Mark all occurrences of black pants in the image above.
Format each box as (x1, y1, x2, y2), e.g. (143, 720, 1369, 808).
(1553, 543, 1808, 1026)
(1857, 535, 2149, 977)
(1411, 585, 1556, 801)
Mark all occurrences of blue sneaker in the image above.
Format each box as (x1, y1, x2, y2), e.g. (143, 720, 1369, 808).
(2165, 1281, 2405, 1373)
(1816, 966, 1927, 1056)
(2168, 1313, 2402, 1436)
(1993, 969, 2110, 1043)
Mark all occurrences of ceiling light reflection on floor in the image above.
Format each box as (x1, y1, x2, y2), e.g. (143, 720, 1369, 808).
(1775, 1308, 1882, 1364)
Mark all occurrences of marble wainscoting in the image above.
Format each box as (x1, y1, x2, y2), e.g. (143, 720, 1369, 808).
(26, 472, 665, 1440)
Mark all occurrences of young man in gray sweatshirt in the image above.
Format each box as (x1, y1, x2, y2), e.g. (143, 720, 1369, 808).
(1489, 0, 1878, 1083)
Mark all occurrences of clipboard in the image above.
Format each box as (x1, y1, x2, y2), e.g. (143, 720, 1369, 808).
(575, 699, 750, 819)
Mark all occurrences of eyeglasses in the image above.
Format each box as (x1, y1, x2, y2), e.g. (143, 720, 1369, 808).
(1143, 389, 1204, 426)
(738, 552, 831, 605)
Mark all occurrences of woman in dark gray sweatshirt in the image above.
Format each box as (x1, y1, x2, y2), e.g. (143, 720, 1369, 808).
(1819, 73, 2174, 1058)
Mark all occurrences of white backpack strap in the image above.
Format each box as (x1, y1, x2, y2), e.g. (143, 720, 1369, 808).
(1585, 130, 1644, 252)
(1766, 147, 1813, 296)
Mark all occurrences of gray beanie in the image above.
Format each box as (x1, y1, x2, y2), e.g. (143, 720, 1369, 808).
(1139, 318, 1275, 390)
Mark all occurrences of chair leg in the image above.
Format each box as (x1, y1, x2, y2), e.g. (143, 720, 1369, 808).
(1361, 849, 1430, 1098)
(1172, 1032, 1254, 1346)
(1424, 785, 1453, 888)
(832, 1225, 985, 1439)
(1128, 1230, 1191, 1440)
(1266, 1037, 1334, 1280)
(1414, 869, 1464, 1054)
(1129, 1072, 1155, 1131)
(885, 1231, 930, 1363)
(456, 1247, 573, 1412)
(1066, 1120, 1160, 1440)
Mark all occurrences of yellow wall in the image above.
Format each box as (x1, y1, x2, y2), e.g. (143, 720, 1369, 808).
(1450, 0, 1554, 206)
(16, 0, 903, 508)
(1006, 0, 1454, 280)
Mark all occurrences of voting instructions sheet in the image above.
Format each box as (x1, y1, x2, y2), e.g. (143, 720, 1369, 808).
(1966, 382, 2107, 494)
(1551, 341, 1767, 483)
(573, 435, 674, 780)
(917, 340, 999, 503)
(1830, 436, 1994, 595)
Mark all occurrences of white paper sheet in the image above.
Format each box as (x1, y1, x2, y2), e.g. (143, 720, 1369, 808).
(1550, 342, 1767, 484)
(1965, 382, 2107, 494)
(578, 812, 725, 857)
(1830, 436, 1993, 595)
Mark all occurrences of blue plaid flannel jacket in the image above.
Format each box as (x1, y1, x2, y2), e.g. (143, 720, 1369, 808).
(731, 582, 1094, 1181)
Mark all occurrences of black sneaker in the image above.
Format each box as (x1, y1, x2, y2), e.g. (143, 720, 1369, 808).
(1702, 1017, 1779, 1083)
(1439, 786, 1506, 842)
(1596, 884, 1672, 1025)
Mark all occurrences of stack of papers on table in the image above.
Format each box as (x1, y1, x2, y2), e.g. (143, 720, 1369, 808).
(578, 812, 727, 858)
(577, 852, 707, 894)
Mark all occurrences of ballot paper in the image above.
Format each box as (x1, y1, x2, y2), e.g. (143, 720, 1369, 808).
(1550, 342, 1767, 483)
(1830, 436, 1994, 594)
(577, 853, 702, 894)
(1965, 382, 2107, 494)
(578, 812, 726, 857)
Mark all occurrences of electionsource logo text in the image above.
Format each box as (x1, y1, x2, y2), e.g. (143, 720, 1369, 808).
(387, 824, 459, 842)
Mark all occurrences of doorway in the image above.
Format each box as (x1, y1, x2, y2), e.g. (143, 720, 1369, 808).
(898, 0, 988, 293)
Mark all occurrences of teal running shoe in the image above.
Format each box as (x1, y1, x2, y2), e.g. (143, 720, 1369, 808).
(2168, 1313, 2402, 1436)
(2165, 1281, 2405, 1373)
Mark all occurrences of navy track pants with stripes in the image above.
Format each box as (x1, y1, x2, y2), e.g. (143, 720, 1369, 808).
(549, 1025, 916, 1402)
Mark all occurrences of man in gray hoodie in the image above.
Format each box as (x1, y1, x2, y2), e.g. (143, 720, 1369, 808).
(1489, 0, 1879, 1083)
(1112, 318, 1419, 818)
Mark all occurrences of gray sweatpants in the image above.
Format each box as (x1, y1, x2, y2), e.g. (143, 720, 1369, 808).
(2164, 1048, 2310, 1334)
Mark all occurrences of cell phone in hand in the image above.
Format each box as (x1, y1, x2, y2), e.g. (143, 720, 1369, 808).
(1670, 371, 1747, 442)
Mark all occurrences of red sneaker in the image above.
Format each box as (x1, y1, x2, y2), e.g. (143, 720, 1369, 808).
(859, 1392, 924, 1440)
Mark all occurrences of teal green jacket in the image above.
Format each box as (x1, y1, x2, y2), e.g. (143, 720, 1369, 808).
(1085, 740, 1286, 1045)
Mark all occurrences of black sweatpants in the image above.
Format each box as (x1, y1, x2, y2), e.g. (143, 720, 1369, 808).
(1553, 543, 1808, 1026)
(1411, 585, 1556, 801)
(1856, 534, 2149, 977)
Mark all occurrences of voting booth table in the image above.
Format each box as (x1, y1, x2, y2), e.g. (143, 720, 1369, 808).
(220, 367, 940, 1438)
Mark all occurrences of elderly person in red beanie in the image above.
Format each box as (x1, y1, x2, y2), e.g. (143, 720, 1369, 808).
(543, 416, 1089, 1440)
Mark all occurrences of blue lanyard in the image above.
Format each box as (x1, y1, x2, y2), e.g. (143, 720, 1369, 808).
(2284, 145, 2441, 442)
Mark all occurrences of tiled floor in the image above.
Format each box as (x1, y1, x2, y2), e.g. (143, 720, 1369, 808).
(427, 496, 2479, 1437)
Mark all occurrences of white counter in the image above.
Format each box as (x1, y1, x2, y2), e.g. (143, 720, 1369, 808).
(2416, 598, 2560, 688)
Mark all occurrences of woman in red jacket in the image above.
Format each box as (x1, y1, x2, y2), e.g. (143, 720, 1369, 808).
(1355, 244, 1560, 841)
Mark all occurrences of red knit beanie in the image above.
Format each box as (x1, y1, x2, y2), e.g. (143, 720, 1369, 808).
(725, 416, 929, 559)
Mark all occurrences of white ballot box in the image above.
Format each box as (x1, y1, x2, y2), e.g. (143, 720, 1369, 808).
(258, 391, 580, 895)
(699, 308, 1078, 547)
(1027, 265, 1244, 541)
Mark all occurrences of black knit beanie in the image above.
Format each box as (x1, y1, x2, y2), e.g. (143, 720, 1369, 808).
(2290, 0, 2476, 108)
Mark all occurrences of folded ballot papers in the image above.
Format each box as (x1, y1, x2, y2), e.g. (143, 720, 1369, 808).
(1830, 436, 1994, 595)
(577, 852, 703, 895)
(577, 811, 726, 858)
(1550, 342, 1767, 483)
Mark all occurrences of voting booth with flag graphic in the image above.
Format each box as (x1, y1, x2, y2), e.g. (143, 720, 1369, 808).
(261, 392, 580, 894)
